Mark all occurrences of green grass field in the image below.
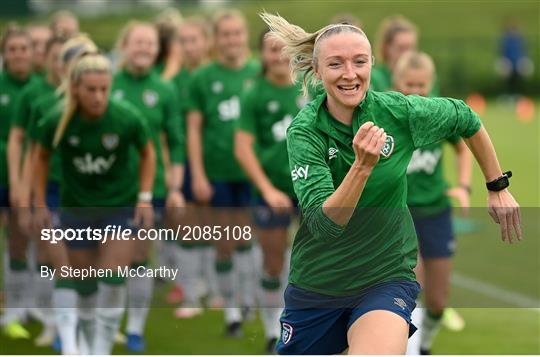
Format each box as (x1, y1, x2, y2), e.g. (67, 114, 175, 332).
(0, 100, 538, 354)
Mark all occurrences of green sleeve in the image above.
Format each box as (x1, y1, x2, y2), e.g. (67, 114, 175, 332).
(35, 114, 57, 150)
(163, 84, 185, 163)
(446, 134, 461, 145)
(405, 95, 482, 149)
(129, 107, 151, 151)
(11, 86, 32, 129)
(185, 70, 205, 112)
(236, 88, 256, 135)
(287, 125, 346, 241)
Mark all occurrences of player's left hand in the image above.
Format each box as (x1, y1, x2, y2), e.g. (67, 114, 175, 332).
(447, 187, 470, 215)
(166, 190, 186, 220)
(134, 201, 154, 230)
(487, 189, 522, 243)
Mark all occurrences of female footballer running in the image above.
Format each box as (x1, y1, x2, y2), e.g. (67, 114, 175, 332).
(174, 16, 223, 317)
(8, 33, 66, 346)
(34, 52, 156, 355)
(113, 21, 185, 352)
(186, 9, 260, 336)
(394, 51, 473, 354)
(261, 13, 521, 354)
(0, 24, 37, 340)
(234, 30, 306, 352)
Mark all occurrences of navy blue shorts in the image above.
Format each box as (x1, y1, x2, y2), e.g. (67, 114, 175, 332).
(210, 181, 251, 207)
(46, 182, 60, 209)
(182, 162, 194, 202)
(413, 207, 455, 259)
(252, 196, 298, 229)
(276, 280, 420, 355)
(0, 186, 9, 211)
(60, 208, 134, 249)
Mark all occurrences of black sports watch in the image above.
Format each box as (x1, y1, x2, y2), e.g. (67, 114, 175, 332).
(486, 171, 512, 192)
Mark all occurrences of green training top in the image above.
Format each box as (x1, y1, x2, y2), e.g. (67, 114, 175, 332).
(112, 69, 184, 199)
(29, 95, 64, 184)
(0, 71, 38, 187)
(12, 77, 56, 131)
(406, 136, 461, 217)
(286, 90, 481, 295)
(237, 76, 308, 198)
(36, 97, 150, 207)
(370, 63, 440, 96)
(186, 60, 260, 182)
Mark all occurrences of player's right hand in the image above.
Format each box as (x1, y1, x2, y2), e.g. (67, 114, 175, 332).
(262, 187, 293, 214)
(33, 207, 51, 232)
(352, 121, 387, 172)
(192, 176, 213, 204)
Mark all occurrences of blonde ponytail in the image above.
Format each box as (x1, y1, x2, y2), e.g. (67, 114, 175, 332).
(53, 53, 110, 147)
(259, 13, 367, 95)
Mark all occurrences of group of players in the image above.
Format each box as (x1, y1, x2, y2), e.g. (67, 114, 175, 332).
(0, 7, 473, 355)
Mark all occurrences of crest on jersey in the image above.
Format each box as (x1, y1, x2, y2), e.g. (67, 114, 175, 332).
(143, 90, 158, 107)
(212, 81, 223, 94)
(281, 323, 293, 345)
(267, 100, 279, 113)
(102, 133, 119, 150)
(68, 136, 80, 147)
(380, 135, 394, 158)
(328, 147, 339, 160)
(0, 94, 10, 106)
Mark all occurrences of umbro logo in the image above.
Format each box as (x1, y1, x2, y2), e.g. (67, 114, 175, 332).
(393, 298, 407, 310)
(328, 147, 338, 160)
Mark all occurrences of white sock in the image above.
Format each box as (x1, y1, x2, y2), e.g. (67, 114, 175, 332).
(78, 293, 97, 355)
(420, 309, 443, 352)
(234, 247, 256, 308)
(406, 302, 424, 355)
(176, 246, 201, 306)
(216, 259, 240, 324)
(200, 246, 221, 300)
(126, 265, 154, 335)
(3, 260, 30, 324)
(93, 279, 127, 355)
(34, 265, 55, 327)
(259, 274, 283, 339)
(53, 283, 78, 354)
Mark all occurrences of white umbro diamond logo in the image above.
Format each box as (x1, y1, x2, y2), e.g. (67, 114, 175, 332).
(393, 298, 407, 310)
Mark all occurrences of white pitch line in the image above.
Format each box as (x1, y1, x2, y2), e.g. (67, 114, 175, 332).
(452, 272, 540, 313)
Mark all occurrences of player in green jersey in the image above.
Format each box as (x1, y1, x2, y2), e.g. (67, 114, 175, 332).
(371, 15, 441, 98)
(261, 13, 521, 354)
(173, 16, 224, 315)
(235, 30, 307, 352)
(7, 33, 66, 347)
(28, 24, 52, 78)
(395, 52, 472, 354)
(186, 9, 260, 336)
(113, 21, 185, 352)
(0, 24, 37, 340)
(34, 53, 156, 355)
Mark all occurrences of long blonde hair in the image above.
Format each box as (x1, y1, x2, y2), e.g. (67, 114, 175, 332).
(375, 15, 417, 66)
(259, 13, 368, 95)
(56, 34, 98, 95)
(53, 53, 110, 147)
